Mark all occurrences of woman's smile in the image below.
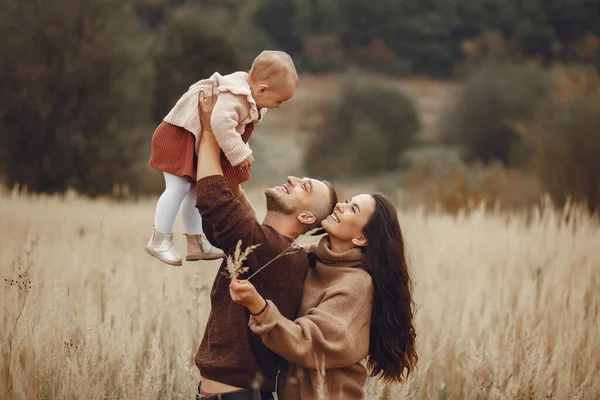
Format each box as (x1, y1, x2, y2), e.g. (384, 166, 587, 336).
(327, 212, 341, 224)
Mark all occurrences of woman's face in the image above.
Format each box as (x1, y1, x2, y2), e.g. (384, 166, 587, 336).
(322, 194, 376, 247)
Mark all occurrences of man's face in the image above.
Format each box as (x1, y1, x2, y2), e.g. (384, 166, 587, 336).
(265, 176, 330, 218)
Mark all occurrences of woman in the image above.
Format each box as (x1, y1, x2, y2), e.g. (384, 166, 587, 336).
(229, 191, 418, 399)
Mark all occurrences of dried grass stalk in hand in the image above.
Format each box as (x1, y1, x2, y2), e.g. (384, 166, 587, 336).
(223, 240, 261, 280)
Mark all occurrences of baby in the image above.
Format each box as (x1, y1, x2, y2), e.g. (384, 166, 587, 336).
(146, 50, 299, 266)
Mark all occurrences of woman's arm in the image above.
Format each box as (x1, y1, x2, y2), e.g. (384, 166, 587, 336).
(229, 276, 373, 370)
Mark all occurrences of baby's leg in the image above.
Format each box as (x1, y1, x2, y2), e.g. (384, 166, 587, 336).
(180, 184, 202, 235)
(146, 172, 189, 266)
(154, 172, 190, 233)
(180, 184, 225, 261)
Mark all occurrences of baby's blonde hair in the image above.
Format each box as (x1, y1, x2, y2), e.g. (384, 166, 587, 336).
(249, 50, 299, 89)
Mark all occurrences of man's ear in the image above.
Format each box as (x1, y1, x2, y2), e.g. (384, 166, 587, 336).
(257, 84, 268, 95)
(351, 235, 368, 247)
(297, 212, 316, 226)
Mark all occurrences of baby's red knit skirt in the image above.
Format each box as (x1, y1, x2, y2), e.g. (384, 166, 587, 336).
(148, 121, 254, 187)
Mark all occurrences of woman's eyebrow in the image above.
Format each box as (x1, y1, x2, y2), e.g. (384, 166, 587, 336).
(348, 197, 360, 213)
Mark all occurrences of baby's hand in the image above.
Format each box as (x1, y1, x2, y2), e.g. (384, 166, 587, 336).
(238, 154, 254, 170)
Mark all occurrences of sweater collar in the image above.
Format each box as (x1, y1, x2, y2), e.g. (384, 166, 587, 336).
(215, 71, 261, 120)
(313, 236, 363, 268)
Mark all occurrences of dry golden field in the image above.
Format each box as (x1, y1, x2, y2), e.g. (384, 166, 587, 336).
(1, 189, 599, 399)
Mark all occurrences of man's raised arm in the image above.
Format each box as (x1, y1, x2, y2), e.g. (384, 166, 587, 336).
(194, 84, 264, 252)
(197, 84, 223, 180)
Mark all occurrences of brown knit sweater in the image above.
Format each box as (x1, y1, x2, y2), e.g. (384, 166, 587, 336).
(194, 175, 308, 392)
(249, 236, 374, 400)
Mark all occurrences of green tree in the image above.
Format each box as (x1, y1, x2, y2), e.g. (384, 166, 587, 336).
(516, 66, 600, 213)
(452, 0, 600, 68)
(168, 1, 273, 68)
(317, 0, 600, 77)
(338, 0, 462, 76)
(253, 0, 302, 55)
(306, 72, 420, 178)
(440, 62, 553, 165)
(152, 7, 240, 122)
(0, 0, 154, 195)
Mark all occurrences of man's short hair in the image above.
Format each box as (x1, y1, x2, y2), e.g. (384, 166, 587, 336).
(306, 180, 338, 235)
(323, 180, 338, 216)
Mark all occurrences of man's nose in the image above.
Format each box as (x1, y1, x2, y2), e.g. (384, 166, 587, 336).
(288, 176, 300, 185)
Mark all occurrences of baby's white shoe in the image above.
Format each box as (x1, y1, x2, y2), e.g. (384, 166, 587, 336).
(145, 229, 182, 266)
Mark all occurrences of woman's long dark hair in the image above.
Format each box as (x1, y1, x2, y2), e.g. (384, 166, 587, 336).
(363, 194, 418, 382)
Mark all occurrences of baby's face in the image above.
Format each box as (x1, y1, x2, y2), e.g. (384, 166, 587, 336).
(253, 81, 296, 110)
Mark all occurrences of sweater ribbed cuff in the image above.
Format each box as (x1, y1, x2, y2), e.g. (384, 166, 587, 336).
(196, 175, 228, 190)
(225, 144, 252, 167)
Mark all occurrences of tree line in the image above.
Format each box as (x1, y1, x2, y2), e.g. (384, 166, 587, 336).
(0, 0, 599, 211)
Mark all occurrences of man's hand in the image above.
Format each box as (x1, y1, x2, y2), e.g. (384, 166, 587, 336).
(238, 154, 254, 170)
(196, 82, 223, 180)
(229, 279, 266, 316)
(198, 83, 217, 128)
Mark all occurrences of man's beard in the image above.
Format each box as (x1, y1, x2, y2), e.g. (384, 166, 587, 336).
(265, 189, 295, 215)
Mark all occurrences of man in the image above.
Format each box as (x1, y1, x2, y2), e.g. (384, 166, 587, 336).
(194, 84, 338, 399)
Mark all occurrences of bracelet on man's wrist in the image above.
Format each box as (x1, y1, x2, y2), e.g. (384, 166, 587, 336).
(250, 299, 268, 316)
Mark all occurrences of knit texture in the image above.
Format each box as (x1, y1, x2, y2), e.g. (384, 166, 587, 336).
(200, 189, 257, 249)
(149, 121, 254, 187)
(220, 123, 254, 188)
(194, 176, 308, 392)
(249, 236, 374, 400)
(163, 71, 266, 166)
(148, 121, 197, 182)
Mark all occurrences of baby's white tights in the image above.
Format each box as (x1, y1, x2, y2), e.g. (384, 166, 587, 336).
(154, 172, 203, 235)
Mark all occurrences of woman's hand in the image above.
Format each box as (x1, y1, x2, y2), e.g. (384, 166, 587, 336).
(198, 82, 217, 129)
(229, 279, 267, 316)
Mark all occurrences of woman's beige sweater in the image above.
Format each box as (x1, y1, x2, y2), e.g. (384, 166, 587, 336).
(249, 237, 374, 400)
(163, 71, 266, 167)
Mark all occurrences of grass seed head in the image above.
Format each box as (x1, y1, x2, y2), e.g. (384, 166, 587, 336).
(223, 240, 261, 279)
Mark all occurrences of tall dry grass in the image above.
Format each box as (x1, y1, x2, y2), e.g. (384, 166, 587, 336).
(1, 189, 599, 399)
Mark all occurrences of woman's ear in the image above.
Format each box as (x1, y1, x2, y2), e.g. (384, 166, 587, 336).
(257, 84, 268, 95)
(297, 212, 316, 226)
(351, 235, 368, 247)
